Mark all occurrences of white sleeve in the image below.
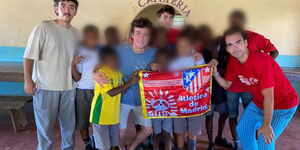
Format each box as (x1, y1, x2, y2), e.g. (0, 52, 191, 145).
(75, 49, 83, 73)
(195, 58, 205, 65)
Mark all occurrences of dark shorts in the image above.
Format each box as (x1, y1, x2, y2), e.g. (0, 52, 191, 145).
(226, 91, 252, 118)
(205, 102, 228, 116)
(75, 89, 94, 130)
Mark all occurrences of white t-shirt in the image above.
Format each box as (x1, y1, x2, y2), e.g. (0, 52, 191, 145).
(169, 56, 205, 70)
(23, 20, 79, 91)
(76, 46, 99, 89)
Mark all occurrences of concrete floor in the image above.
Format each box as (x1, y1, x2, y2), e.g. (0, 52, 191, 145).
(0, 102, 299, 150)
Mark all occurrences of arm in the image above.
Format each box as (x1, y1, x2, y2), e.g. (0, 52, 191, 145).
(107, 74, 139, 97)
(24, 58, 36, 95)
(213, 70, 233, 89)
(257, 87, 275, 144)
(270, 50, 279, 59)
(92, 63, 109, 86)
(209, 59, 233, 89)
(71, 56, 82, 82)
(254, 32, 279, 59)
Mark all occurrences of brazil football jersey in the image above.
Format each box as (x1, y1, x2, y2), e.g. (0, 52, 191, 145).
(89, 65, 123, 125)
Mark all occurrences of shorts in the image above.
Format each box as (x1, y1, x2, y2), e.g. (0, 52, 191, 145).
(75, 89, 94, 130)
(120, 103, 152, 129)
(174, 115, 204, 136)
(226, 91, 252, 118)
(92, 123, 119, 149)
(152, 118, 173, 134)
(205, 102, 228, 116)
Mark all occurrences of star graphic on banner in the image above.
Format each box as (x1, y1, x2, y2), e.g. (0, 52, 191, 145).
(204, 67, 210, 73)
(188, 70, 195, 78)
(185, 76, 190, 82)
(205, 87, 210, 92)
(143, 72, 149, 78)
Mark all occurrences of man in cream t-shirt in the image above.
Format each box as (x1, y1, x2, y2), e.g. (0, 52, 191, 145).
(23, 0, 79, 149)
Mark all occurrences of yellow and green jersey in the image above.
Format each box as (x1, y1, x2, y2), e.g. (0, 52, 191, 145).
(89, 65, 123, 125)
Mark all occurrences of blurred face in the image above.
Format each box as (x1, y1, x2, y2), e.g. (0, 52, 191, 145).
(106, 32, 120, 45)
(132, 27, 151, 49)
(176, 38, 193, 57)
(198, 28, 213, 44)
(225, 32, 248, 60)
(229, 17, 245, 29)
(83, 31, 99, 48)
(157, 12, 174, 29)
(155, 32, 168, 48)
(156, 53, 170, 71)
(54, 1, 77, 23)
(103, 55, 118, 70)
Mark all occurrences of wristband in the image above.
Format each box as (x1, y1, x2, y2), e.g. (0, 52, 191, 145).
(213, 72, 220, 76)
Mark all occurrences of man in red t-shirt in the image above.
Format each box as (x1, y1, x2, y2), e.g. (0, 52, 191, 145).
(224, 10, 280, 150)
(212, 28, 298, 150)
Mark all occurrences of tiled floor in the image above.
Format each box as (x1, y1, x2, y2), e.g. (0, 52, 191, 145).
(0, 102, 299, 150)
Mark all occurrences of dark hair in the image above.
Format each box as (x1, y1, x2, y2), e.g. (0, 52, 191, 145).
(229, 9, 246, 21)
(150, 26, 168, 46)
(99, 46, 117, 61)
(178, 25, 198, 43)
(130, 17, 153, 33)
(82, 24, 99, 36)
(105, 26, 119, 36)
(54, 0, 79, 9)
(223, 27, 247, 40)
(157, 5, 175, 17)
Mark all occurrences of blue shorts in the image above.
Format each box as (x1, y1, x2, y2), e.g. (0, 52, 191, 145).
(226, 91, 252, 118)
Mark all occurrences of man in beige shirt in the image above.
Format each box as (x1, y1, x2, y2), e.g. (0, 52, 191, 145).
(23, 0, 79, 149)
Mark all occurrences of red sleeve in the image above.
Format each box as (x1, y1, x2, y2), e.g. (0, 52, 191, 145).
(256, 56, 275, 90)
(224, 56, 238, 82)
(252, 32, 277, 53)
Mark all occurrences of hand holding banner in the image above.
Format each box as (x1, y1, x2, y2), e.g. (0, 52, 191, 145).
(138, 65, 213, 119)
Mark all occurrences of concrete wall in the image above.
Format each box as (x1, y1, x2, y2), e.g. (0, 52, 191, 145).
(0, 0, 299, 66)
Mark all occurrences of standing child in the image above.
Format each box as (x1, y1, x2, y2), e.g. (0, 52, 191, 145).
(90, 46, 140, 150)
(150, 48, 173, 150)
(71, 24, 100, 150)
(169, 34, 205, 150)
(104, 26, 120, 46)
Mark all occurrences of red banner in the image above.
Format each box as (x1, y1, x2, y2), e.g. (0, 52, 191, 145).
(138, 65, 213, 119)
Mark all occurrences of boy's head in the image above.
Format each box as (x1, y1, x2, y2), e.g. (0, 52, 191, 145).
(53, 0, 79, 23)
(176, 34, 194, 57)
(180, 25, 198, 44)
(156, 5, 175, 29)
(100, 46, 118, 69)
(130, 17, 153, 50)
(229, 9, 246, 29)
(155, 48, 170, 70)
(105, 26, 120, 46)
(82, 24, 100, 49)
(223, 27, 248, 60)
(150, 26, 168, 48)
(197, 24, 213, 44)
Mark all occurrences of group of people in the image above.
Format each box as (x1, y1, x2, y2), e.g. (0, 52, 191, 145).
(23, 0, 299, 150)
